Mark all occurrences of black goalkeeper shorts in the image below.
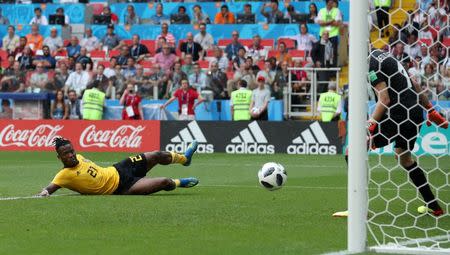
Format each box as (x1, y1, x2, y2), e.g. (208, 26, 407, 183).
(372, 117, 423, 151)
(113, 153, 148, 194)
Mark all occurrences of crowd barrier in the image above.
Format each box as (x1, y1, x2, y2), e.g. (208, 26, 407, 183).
(0, 2, 349, 25)
(0, 120, 341, 155)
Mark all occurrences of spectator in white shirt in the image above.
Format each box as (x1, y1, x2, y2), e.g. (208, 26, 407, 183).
(194, 23, 214, 51)
(43, 27, 63, 54)
(80, 27, 100, 52)
(65, 62, 91, 95)
(30, 7, 48, 25)
(245, 35, 266, 62)
(188, 63, 207, 92)
(404, 33, 420, 59)
(418, 22, 433, 41)
(2, 25, 20, 54)
(212, 46, 229, 72)
(279, 23, 318, 56)
(103, 57, 117, 79)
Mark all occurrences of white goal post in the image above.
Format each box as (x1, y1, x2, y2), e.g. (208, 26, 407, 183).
(348, 0, 449, 254)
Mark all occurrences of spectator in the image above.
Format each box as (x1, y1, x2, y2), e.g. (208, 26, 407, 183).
(2, 26, 19, 54)
(308, 3, 318, 24)
(230, 80, 252, 121)
(227, 61, 257, 96)
(243, 3, 253, 17)
(82, 81, 106, 120)
(13, 37, 27, 57)
(101, 6, 118, 24)
(318, 83, 342, 122)
(233, 48, 247, 71)
(279, 23, 318, 57)
(169, 62, 188, 95)
(273, 61, 290, 99)
(312, 31, 335, 68)
(29, 62, 54, 92)
(180, 32, 203, 62)
(392, 42, 410, 68)
(215, 5, 235, 24)
(191, 5, 210, 25)
(418, 22, 433, 41)
(103, 57, 117, 78)
(132, 66, 151, 99)
(51, 90, 68, 120)
(155, 37, 175, 54)
(173, 6, 190, 24)
(147, 64, 165, 97)
(189, 63, 207, 92)
(225, 31, 244, 60)
(416, 0, 434, 12)
(26, 24, 44, 51)
(256, 60, 276, 87)
(101, 24, 121, 50)
(206, 61, 227, 99)
(156, 23, 176, 48)
(120, 83, 143, 120)
(246, 35, 266, 62)
(4, 54, 14, 71)
(212, 46, 229, 72)
(67, 57, 76, 72)
(316, 0, 342, 64)
(151, 3, 170, 25)
(43, 27, 64, 54)
(260, 1, 284, 24)
(250, 76, 271, 121)
(275, 42, 292, 66)
(194, 23, 214, 52)
(109, 64, 126, 98)
(161, 79, 205, 121)
(122, 57, 137, 81)
(181, 54, 195, 76)
(129, 34, 149, 62)
(246, 56, 261, 74)
(66, 36, 81, 59)
(124, 4, 140, 25)
(408, 56, 422, 83)
(117, 45, 130, 67)
(154, 44, 178, 72)
(89, 64, 109, 92)
(80, 27, 100, 52)
(34, 45, 56, 69)
(421, 63, 439, 100)
(55, 7, 70, 26)
(405, 33, 420, 59)
(18, 46, 34, 70)
(66, 90, 82, 119)
(0, 100, 12, 119)
(54, 62, 70, 90)
(438, 68, 450, 100)
(284, 5, 299, 23)
(30, 7, 48, 25)
(374, 0, 391, 37)
(70, 55, 91, 74)
(1, 61, 25, 92)
(65, 62, 90, 95)
(0, 8, 10, 25)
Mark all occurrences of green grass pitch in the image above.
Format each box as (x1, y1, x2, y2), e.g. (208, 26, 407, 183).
(0, 152, 448, 255)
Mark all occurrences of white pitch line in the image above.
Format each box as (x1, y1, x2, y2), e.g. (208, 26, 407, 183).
(320, 250, 350, 255)
(0, 194, 74, 201)
(396, 234, 450, 246)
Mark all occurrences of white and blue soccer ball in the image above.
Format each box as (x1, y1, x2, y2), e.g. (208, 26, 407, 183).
(258, 162, 287, 191)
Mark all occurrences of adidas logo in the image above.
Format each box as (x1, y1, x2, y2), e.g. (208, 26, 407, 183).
(287, 121, 337, 155)
(226, 121, 275, 154)
(165, 121, 214, 153)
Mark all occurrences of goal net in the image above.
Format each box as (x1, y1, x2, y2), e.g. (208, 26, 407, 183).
(364, 0, 449, 254)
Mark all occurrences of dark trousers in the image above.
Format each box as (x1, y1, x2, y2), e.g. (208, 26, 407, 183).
(252, 109, 268, 121)
(376, 7, 390, 30)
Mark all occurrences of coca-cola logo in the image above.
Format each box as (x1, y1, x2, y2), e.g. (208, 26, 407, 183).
(80, 125, 145, 148)
(0, 124, 63, 147)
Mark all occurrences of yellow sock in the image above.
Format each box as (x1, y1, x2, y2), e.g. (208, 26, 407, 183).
(170, 152, 187, 165)
(173, 179, 180, 187)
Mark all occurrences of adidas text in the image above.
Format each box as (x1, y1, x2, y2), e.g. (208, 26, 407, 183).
(226, 143, 275, 154)
(287, 144, 336, 155)
(166, 142, 214, 154)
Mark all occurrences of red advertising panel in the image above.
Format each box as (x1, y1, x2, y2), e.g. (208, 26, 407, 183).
(0, 120, 160, 152)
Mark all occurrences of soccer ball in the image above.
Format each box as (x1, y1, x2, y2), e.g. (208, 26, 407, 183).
(258, 162, 287, 191)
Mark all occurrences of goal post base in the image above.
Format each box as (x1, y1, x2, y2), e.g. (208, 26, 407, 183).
(370, 246, 450, 255)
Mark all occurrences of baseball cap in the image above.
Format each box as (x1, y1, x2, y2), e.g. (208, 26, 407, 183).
(257, 76, 265, 82)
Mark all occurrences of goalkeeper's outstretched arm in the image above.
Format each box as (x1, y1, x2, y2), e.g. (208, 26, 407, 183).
(38, 183, 61, 197)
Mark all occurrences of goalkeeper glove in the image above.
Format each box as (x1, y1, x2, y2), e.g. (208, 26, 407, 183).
(367, 120, 378, 150)
(425, 103, 448, 129)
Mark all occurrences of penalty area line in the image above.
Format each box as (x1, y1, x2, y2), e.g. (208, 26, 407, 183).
(0, 194, 74, 201)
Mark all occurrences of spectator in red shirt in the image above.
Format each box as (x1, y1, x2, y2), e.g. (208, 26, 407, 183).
(120, 83, 143, 120)
(160, 79, 205, 120)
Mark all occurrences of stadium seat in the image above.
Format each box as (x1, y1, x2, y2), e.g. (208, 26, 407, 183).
(1, 59, 9, 68)
(267, 50, 277, 59)
(206, 49, 215, 57)
(0, 50, 8, 61)
(443, 37, 450, 47)
(278, 38, 296, 49)
(123, 39, 132, 46)
(218, 39, 233, 48)
(98, 60, 110, 68)
(139, 60, 153, 69)
(257, 60, 265, 70)
(109, 50, 120, 58)
(261, 39, 275, 49)
(141, 40, 155, 54)
(197, 60, 209, 69)
(89, 50, 106, 60)
(63, 39, 70, 47)
(54, 49, 68, 59)
(291, 50, 306, 59)
(239, 39, 253, 47)
(419, 39, 432, 46)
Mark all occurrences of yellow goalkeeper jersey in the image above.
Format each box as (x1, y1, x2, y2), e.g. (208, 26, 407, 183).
(52, 154, 119, 195)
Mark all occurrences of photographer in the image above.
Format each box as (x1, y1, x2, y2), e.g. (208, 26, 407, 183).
(120, 83, 143, 120)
